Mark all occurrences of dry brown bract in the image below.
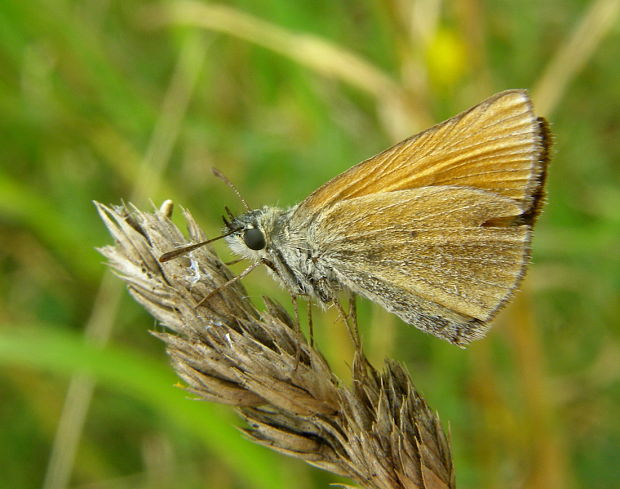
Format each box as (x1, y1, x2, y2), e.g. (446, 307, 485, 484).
(96, 202, 455, 489)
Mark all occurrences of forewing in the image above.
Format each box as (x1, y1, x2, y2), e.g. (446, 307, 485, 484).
(312, 187, 531, 345)
(295, 90, 549, 222)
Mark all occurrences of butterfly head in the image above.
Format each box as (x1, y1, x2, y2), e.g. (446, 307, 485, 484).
(224, 207, 282, 261)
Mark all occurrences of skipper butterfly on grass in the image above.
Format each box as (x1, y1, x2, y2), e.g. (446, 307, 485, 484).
(161, 90, 551, 346)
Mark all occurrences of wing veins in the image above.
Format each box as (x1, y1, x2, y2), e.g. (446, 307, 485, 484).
(347, 117, 537, 197)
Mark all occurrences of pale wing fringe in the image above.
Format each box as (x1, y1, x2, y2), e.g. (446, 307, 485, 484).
(96, 202, 455, 489)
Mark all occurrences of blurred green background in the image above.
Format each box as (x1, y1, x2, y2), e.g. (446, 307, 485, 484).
(1, 0, 619, 488)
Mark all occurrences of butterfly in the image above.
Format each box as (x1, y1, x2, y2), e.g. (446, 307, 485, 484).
(162, 90, 551, 346)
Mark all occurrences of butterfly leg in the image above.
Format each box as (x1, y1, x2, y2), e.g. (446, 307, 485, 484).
(334, 296, 362, 354)
(291, 294, 299, 329)
(346, 293, 364, 358)
(307, 300, 314, 348)
(287, 295, 304, 373)
(347, 293, 358, 334)
(289, 294, 315, 372)
(195, 259, 263, 307)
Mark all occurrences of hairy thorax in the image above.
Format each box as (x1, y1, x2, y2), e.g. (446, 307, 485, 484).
(225, 206, 341, 303)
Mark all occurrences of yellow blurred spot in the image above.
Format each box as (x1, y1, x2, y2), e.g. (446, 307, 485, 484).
(426, 28, 468, 88)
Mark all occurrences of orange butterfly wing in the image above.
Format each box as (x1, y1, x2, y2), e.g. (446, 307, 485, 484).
(310, 186, 531, 345)
(294, 89, 550, 221)
(284, 89, 551, 345)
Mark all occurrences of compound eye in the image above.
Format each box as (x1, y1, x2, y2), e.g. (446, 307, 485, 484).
(243, 228, 266, 250)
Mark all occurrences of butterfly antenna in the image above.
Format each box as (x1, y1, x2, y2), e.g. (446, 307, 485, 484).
(224, 206, 236, 221)
(159, 227, 240, 263)
(212, 168, 251, 212)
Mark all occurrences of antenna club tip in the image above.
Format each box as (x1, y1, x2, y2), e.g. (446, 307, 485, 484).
(211, 168, 251, 212)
